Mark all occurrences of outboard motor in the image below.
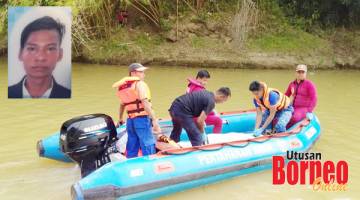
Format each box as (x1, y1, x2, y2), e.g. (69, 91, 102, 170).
(60, 114, 118, 177)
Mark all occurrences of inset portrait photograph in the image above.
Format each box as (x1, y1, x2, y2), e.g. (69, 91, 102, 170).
(8, 7, 71, 98)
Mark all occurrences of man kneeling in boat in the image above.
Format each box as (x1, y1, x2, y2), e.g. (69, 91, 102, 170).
(169, 87, 231, 146)
(113, 63, 161, 158)
(249, 81, 293, 137)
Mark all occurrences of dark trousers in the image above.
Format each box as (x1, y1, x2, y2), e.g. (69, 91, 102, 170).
(169, 104, 203, 146)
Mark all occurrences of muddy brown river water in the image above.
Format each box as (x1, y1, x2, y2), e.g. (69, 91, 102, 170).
(0, 60, 359, 199)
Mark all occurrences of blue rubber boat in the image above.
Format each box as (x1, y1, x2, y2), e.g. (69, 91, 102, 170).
(37, 124, 128, 163)
(37, 110, 321, 200)
(37, 110, 255, 163)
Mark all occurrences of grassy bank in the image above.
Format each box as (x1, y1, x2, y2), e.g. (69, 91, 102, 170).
(78, 15, 359, 69)
(73, 0, 360, 69)
(1, 0, 359, 69)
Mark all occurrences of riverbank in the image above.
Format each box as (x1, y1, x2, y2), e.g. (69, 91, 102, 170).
(2, 26, 359, 69)
(71, 2, 360, 70)
(1, 1, 359, 69)
(74, 25, 360, 69)
(75, 52, 360, 70)
(59, 8, 360, 70)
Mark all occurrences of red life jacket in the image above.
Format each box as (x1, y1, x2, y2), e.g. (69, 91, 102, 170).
(113, 77, 150, 118)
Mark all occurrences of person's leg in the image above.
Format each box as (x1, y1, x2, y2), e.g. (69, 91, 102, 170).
(169, 111, 183, 143)
(182, 116, 203, 146)
(274, 106, 294, 133)
(126, 118, 140, 158)
(205, 114, 223, 133)
(287, 107, 308, 128)
(133, 117, 156, 156)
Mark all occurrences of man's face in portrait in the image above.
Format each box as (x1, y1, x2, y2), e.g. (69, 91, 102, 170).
(19, 29, 63, 79)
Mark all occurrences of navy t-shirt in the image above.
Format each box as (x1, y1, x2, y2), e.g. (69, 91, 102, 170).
(172, 90, 215, 117)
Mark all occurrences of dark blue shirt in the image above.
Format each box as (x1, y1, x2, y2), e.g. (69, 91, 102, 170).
(172, 90, 215, 117)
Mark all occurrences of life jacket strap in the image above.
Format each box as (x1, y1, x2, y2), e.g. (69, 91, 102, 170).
(123, 99, 142, 106)
(124, 99, 147, 116)
(127, 108, 146, 114)
(118, 82, 133, 91)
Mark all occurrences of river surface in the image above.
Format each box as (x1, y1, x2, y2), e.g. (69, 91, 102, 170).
(0, 59, 359, 199)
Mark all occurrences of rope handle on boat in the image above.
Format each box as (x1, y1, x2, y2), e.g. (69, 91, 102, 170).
(219, 109, 257, 115)
(156, 109, 256, 125)
(158, 118, 310, 156)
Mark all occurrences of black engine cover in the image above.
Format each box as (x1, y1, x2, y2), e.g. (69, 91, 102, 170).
(60, 113, 118, 177)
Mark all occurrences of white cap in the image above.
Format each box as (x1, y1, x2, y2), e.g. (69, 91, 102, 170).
(296, 64, 307, 72)
(128, 63, 148, 72)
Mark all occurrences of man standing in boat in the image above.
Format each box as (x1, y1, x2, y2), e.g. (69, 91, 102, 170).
(284, 64, 317, 127)
(186, 70, 223, 133)
(249, 81, 293, 136)
(169, 87, 231, 146)
(113, 63, 161, 158)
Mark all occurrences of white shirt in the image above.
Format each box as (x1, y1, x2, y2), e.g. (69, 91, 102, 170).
(22, 77, 53, 98)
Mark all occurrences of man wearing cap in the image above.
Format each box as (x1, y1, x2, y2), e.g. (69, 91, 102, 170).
(285, 64, 317, 127)
(113, 63, 161, 158)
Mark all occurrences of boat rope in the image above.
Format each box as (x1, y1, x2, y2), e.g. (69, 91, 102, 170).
(158, 118, 310, 156)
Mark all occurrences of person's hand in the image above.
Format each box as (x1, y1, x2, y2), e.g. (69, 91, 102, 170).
(253, 128, 264, 137)
(152, 121, 162, 134)
(213, 109, 218, 116)
(116, 120, 125, 127)
(156, 134, 165, 141)
(197, 122, 205, 133)
(202, 132, 209, 145)
(291, 87, 295, 96)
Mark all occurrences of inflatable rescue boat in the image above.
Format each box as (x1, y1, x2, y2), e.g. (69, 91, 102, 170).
(36, 110, 321, 200)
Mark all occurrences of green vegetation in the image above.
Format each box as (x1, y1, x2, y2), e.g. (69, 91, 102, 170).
(278, 0, 360, 30)
(0, 0, 359, 68)
(81, 26, 167, 63)
(248, 31, 331, 54)
(242, 0, 358, 57)
(191, 36, 207, 49)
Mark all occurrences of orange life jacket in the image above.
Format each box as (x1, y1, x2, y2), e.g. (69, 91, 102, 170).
(113, 77, 150, 118)
(254, 82, 290, 111)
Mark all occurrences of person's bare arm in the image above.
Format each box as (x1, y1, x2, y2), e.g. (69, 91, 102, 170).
(137, 82, 156, 120)
(137, 81, 161, 134)
(197, 111, 207, 133)
(255, 107, 263, 129)
(119, 104, 125, 123)
(260, 106, 276, 130)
